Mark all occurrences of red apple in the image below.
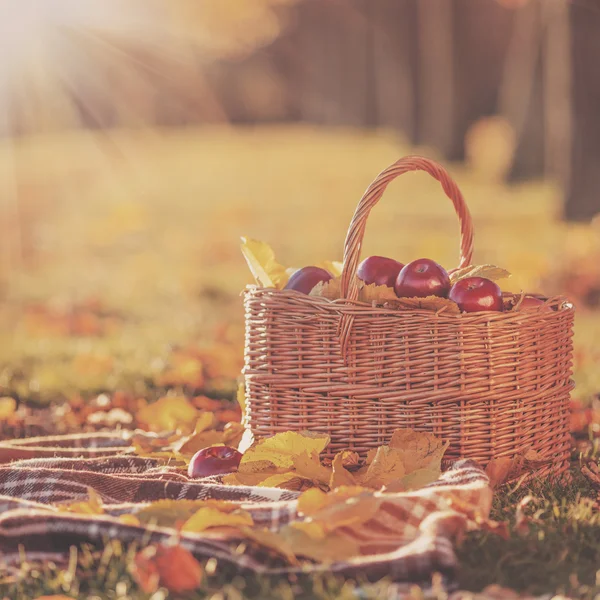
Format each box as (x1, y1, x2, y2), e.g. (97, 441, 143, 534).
(284, 266, 332, 294)
(188, 446, 242, 478)
(394, 259, 450, 298)
(514, 296, 552, 311)
(357, 256, 404, 287)
(449, 277, 503, 312)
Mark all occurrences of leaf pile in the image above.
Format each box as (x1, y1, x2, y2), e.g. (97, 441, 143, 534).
(223, 428, 449, 493)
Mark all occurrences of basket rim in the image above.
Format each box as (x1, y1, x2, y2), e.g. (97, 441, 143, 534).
(243, 284, 574, 321)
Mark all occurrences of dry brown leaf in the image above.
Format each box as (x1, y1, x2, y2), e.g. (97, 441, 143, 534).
(292, 451, 332, 486)
(387, 296, 461, 314)
(240, 430, 330, 469)
(485, 457, 515, 489)
(384, 466, 442, 492)
(389, 429, 449, 473)
(310, 277, 342, 300)
(330, 452, 357, 489)
(485, 448, 551, 488)
(133, 545, 203, 594)
(181, 507, 253, 533)
(357, 446, 406, 489)
(450, 264, 511, 285)
(257, 472, 307, 489)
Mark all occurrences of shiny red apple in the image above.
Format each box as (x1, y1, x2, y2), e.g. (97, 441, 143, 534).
(284, 266, 332, 294)
(357, 256, 404, 287)
(515, 296, 552, 311)
(188, 446, 242, 478)
(449, 277, 503, 312)
(394, 259, 450, 298)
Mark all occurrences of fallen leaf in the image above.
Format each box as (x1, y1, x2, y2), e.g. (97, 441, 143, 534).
(278, 525, 360, 562)
(385, 466, 442, 492)
(240, 431, 330, 469)
(137, 499, 240, 528)
(308, 492, 383, 532)
(240, 237, 289, 288)
(136, 396, 198, 433)
(389, 429, 449, 473)
(357, 446, 406, 488)
(118, 514, 141, 527)
(238, 527, 298, 564)
(310, 277, 342, 300)
(485, 457, 515, 489)
(257, 472, 307, 489)
(297, 486, 368, 517)
(181, 507, 253, 533)
(358, 282, 398, 303)
(293, 451, 332, 486)
(0, 397, 17, 419)
(133, 545, 202, 594)
(237, 383, 246, 420)
(450, 264, 511, 284)
(330, 452, 357, 488)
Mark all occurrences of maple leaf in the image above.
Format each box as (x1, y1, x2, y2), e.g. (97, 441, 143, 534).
(389, 429, 449, 472)
(136, 396, 198, 433)
(257, 472, 308, 490)
(310, 277, 342, 300)
(132, 545, 202, 594)
(240, 237, 289, 288)
(292, 451, 332, 486)
(240, 431, 330, 469)
(181, 507, 253, 533)
(356, 446, 406, 488)
(450, 264, 511, 285)
(330, 452, 357, 489)
(358, 282, 398, 304)
(485, 448, 552, 488)
(297, 486, 369, 517)
(385, 467, 443, 493)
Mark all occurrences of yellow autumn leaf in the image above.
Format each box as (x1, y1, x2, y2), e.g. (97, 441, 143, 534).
(0, 397, 16, 419)
(136, 396, 198, 433)
(384, 467, 442, 492)
(317, 260, 344, 277)
(58, 488, 104, 515)
(240, 237, 289, 288)
(310, 277, 342, 300)
(176, 431, 228, 457)
(240, 431, 330, 469)
(118, 514, 142, 527)
(307, 493, 382, 532)
(181, 507, 253, 533)
(389, 429, 449, 473)
(356, 446, 406, 489)
(239, 527, 298, 565)
(297, 486, 368, 517)
(257, 472, 306, 489)
(137, 499, 240, 528)
(222, 470, 280, 487)
(450, 264, 511, 284)
(289, 520, 327, 540)
(358, 282, 398, 304)
(329, 452, 357, 489)
(292, 451, 332, 486)
(237, 383, 246, 420)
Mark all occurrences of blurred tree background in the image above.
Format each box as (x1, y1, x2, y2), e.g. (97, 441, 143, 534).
(2, 0, 598, 219)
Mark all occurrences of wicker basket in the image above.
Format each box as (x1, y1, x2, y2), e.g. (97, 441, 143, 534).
(243, 156, 574, 473)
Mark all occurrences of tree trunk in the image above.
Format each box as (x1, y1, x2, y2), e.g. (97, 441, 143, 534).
(564, 1, 600, 221)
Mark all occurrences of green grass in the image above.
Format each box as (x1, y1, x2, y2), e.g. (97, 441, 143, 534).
(1, 126, 600, 598)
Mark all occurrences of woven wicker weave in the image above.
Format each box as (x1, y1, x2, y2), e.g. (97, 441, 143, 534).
(243, 156, 574, 472)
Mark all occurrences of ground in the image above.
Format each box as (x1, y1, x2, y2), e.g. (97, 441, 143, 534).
(0, 126, 599, 599)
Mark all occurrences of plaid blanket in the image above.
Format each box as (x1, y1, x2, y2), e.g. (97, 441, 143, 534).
(0, 432, 491, 587)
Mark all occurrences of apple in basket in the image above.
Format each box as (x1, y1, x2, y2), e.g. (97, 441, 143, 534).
(394, 258, 451, 298)
(449, 276, 503, 312)
(284, 266, 333, 294)
(357, 256, 404, 287)
(188, 446, 242, 478)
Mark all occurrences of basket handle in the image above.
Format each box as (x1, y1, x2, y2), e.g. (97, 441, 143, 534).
(339, 156, 474, 354)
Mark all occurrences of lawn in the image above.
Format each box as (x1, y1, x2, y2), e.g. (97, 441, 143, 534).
(0, 126, 599, 599)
